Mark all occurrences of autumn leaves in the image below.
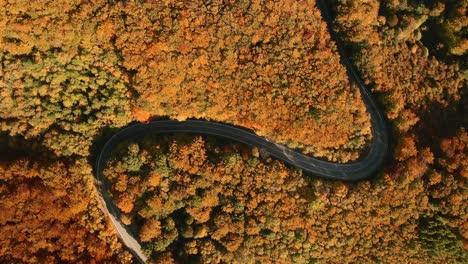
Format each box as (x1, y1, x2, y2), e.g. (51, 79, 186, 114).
(0, 0, 462, 162)
(0, 0, 373, 162)
(101, 128, 466, 262)
(0, 0, 132, 156)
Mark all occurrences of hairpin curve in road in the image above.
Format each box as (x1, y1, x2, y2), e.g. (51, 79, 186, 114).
(94, 0, 390, 262)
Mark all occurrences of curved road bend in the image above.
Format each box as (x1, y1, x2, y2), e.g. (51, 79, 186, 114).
(94, 1, 390, 263)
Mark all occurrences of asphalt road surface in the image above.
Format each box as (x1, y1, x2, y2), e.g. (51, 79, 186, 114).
(94, 0, 390, 262)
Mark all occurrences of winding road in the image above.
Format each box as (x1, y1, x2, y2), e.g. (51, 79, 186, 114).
(94, 1, 390, 262)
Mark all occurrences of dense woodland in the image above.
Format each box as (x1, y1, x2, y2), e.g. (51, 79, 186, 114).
(0, 155, 132, 263)
(0, 0, 466, 263)
(101, 130, 466, 263)
(0, 0, 371, 162)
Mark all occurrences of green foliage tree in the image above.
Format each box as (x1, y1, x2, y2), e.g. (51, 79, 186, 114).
(418, 217, 467, 262)
(0, 156, 132, 262)
(0, 0, 132, 156)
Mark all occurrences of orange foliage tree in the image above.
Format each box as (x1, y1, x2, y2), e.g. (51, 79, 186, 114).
(0, 156, 132, 263)
(0, 0, 132, 156)
(110, 0, 371, 162)
(102, 132, 465, 263)
(0, 0, 466, 263)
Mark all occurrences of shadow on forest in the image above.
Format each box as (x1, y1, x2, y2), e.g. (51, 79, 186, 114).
(415, 91, 467, 154)
(0, 133, 58, 162)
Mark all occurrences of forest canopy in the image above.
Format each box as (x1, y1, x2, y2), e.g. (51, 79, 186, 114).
(0, 0, 373, 161)
(0, 0, 466, 263)
(101, 132, 467, 263)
